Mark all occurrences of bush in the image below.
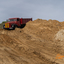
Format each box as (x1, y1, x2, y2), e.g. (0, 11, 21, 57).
(2, 21, 8, 24)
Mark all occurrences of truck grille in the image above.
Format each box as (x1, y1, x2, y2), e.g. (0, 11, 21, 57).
(5, 23, 9, 28)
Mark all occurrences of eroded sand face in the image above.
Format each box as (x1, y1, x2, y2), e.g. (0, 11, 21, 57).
(0, 19, 64, 64)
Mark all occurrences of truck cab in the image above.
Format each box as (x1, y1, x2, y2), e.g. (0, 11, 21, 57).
(8, 18, 21, 26)
(3, 18, 20, 30)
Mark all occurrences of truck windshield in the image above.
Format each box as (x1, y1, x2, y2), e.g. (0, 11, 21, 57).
(8, 19, 16, 22)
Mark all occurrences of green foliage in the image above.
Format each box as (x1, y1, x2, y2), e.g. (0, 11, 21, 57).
(0, 21, 8, 29)
(2, 21, 8, 23)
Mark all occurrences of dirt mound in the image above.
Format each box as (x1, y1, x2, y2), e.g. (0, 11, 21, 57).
(0, 19, 64, 64)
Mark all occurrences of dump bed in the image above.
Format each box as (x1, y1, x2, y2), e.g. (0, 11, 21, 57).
(20, 18, 32, 24)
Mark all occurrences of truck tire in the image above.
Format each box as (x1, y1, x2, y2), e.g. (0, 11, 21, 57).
(20, 24, 26, 28)
(12, 25, 15, 30)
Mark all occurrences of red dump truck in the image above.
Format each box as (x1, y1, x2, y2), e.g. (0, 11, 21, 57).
(3, 18, 32, 30)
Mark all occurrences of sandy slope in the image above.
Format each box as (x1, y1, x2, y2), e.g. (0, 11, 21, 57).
(0, 19, 64, 64)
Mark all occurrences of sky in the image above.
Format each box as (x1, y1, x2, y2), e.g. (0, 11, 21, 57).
(0, 0, 64, 23)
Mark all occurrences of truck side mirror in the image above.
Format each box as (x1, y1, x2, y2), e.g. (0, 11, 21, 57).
(17, 19, 19, 21)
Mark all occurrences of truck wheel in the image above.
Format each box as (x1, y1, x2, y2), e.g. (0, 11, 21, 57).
(20, 24, 26, 28)
(12, 25, 15, 30)
(12, 27, 15, 30)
